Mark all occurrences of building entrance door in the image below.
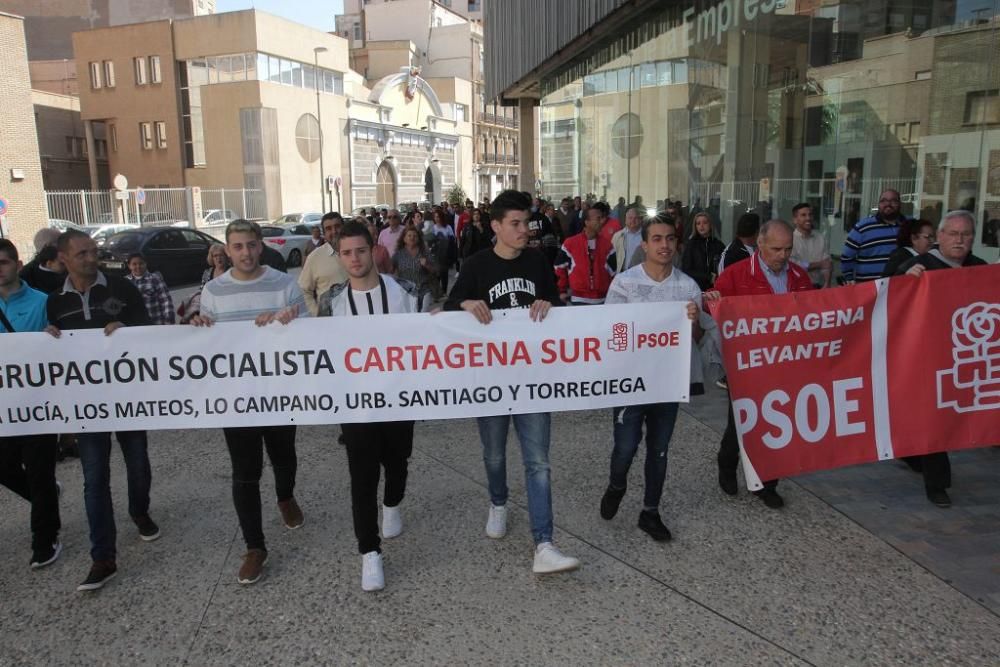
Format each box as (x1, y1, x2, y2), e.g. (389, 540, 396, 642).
(376, 160, 397, 207)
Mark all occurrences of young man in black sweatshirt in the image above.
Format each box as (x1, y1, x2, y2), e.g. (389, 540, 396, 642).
(444, 190, 579, 575)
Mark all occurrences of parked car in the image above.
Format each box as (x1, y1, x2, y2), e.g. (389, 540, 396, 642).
(261, 223, 314, 268)
(272, 212, 322, 226)
(83, 224, 140, 246)
(138, 211, 190, 227)
(98, 227, 218, 287)
(48, 218, 87, 232)
(202, 209, 238, 225)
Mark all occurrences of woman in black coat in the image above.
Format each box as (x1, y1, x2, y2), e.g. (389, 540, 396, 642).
(681, 212, 726, 290)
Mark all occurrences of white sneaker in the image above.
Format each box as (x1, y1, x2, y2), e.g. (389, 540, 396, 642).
(532, 542, 580, 575)
(382, 504, 402, 539)
(485, 504, 508, 539)
(361, 551, 385, 592)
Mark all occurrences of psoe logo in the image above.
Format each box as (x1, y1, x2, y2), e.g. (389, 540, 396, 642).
(607, 322, 630, 352)
(936, 302, 1000, 413)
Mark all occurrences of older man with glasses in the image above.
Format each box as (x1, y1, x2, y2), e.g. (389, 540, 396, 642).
(377, 210, 404, 254)
(840, 189, 911, 283)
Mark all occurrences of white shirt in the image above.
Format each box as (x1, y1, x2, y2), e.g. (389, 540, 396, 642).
(791, 229, 830, 285)
(326, 274, 417, 316)
(605, 263, 702, 308)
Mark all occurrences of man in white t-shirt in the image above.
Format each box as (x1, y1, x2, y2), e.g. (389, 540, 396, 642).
(192, 219, 308, 586)
(790, 203, 831, 287)
(319, 221, 417, 592)
(601, 215, 701, 541)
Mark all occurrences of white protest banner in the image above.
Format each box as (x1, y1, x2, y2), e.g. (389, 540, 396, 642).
(0, 304, 692, 436)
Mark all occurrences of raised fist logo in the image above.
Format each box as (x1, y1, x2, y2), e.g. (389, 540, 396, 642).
(607, 322, 629, 352)
(937, 302, 1000, 413)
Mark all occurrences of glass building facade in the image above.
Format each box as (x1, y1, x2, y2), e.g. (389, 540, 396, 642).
(537, 0, 1000, 261)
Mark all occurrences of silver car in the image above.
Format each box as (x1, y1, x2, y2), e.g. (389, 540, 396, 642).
(261, 223, 315, 268)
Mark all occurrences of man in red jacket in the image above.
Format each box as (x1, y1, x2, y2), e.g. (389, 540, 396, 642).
(554, 206, 614, 305)
(705, 219, 813, 508)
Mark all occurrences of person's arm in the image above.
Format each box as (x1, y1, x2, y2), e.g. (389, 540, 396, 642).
(553, 243, 571, 302)
(604, 276, 627, 305)
(840, 227, 861, 283)
(154, 274, 176, 324)
(297, 256, 319, 316)
(535, 253, 562, 306)
(119, 279, 152, 327)
(442, 256, 476, 311)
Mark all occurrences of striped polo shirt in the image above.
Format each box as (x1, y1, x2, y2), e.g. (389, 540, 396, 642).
(839, 214, 908, 282)
(199, 266, 308, 322)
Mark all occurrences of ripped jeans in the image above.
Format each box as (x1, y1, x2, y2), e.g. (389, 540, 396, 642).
(609, 403, 679, 510)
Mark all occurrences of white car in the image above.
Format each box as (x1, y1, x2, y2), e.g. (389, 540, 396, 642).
(272, 212, 323, 226)
(261, 223, 315, 268)
(203, 209, 238, 225)
(48, 218, 87, 232)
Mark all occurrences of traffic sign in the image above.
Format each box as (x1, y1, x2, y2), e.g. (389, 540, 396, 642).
(136, 187, 146, 206)
(113, 173, 128, 191)
(0, 197, 8, 216)
(115, 191, 129, 201)
(334, 176, 343, 190)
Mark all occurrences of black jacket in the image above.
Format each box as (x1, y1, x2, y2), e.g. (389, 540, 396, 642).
(682, 235, 726, 290)
(718, 238, 753, 274)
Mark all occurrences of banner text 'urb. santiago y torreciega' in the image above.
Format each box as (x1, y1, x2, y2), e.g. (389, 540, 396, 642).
(711, 264, 1000, 487)
(0, 304, 692, 436)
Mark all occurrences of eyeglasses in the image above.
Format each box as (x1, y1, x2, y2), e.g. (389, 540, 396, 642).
(940, 230, 974, 240)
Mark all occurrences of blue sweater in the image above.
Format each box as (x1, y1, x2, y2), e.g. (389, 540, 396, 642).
(0, 280, 49, 333)
(840, 214, 909, 282)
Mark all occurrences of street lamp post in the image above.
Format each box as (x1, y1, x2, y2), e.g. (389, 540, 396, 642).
(314, 46, 328, 213)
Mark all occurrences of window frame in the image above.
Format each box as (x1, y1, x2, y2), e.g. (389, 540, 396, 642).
(134, 56, 148, 85)
(139, 122, 153, 150)
(155, 121, 167, 149)
(89, 62, 102, 89)
(103, 60, 115, 88)
(149, 55, 162, 84)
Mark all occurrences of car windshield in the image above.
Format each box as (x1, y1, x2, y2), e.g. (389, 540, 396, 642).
(104, 232, 143, 253)
(261, 227, 284, 237)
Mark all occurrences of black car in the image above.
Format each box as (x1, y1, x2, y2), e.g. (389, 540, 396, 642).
(98, 227, 217, 287)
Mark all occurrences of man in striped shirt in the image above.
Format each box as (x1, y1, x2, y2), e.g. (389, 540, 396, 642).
(839, 189, 910, 283)
(192, 219, 308, 586)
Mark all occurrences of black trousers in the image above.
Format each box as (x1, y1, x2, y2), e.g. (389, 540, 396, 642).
(718, 401, 778, 491)
(904, 453, 951, 492)
(222, 425, 297, 551)
(342, 420, 415, 555)
(0, 435, 61, 551)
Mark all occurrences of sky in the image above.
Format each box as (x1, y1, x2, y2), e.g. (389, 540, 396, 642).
(215, 0, 345, 32)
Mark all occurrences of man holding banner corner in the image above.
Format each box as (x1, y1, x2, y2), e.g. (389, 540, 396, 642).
(704, 219, 813, 509)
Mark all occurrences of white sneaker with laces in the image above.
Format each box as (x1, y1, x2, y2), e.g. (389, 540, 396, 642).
(382, 504, 402, 539)
(485, 504, 508, 539)
(361, 551, 385, 592)
(532, 542, 580, 575)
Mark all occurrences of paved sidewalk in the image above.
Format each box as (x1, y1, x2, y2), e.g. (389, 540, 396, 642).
(2, 399, 998, 665)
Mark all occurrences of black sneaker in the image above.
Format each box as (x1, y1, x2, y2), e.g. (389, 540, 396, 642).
(599, 485, 626, 520)
(755, 488, 785, 509)
(926, 489, 951, 508)
(77, 560, 117, 591)
(637, 510, 672, 542)
(718, 469, 738, 496)
(133, 514, 161, 542)
(30, 541, 63, 570)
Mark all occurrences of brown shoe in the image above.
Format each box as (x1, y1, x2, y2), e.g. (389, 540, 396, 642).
(238, 549, 268, 585)
(277, 498, 304, 529)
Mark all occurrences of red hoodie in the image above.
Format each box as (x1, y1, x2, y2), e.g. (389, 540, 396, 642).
(554, 231, 614, 304)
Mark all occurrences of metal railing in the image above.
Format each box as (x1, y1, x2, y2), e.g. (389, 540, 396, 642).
(45, 187, 266, 229)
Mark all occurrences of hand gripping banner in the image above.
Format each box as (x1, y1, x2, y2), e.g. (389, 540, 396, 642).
(710, 264, 1000, 485)
(0, 304, 692, 436)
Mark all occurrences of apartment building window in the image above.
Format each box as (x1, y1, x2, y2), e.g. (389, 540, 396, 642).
(134, 56, 148, 85)
(95, 139, 107, 159)
(89, 62, 102, 89)
(150, 55, 162, 83)
(353, 22, 361, 41)
(103, 60, 115, 88)
(140, 122, 153, 150)
(155, 121, 167, 149)
(965, 90, 1000, 125)
(109, 124, 118, 152)
(455, 103, 467, 122)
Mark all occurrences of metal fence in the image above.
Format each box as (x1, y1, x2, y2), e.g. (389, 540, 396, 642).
(45, 187, 266, 229)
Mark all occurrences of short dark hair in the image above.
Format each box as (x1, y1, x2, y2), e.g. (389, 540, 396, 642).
(591, 201, 611, 217)
(37, 244, 58, 265)
(321, 212, 343, 224)
(735, 212, 761, 239)
(641, 214, 677, 242)
(336, 221, 373, 249)
(791, 202, 812, 216)
(0, 238, 17, 262)
(490, 190, 531, 223)
(56, 229, 92, 253)
(126, 253, 146, 264)
(225, 219, 262, 241)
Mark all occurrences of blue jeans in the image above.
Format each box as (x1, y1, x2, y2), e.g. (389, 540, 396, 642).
(477, 413, 553, 545)
(77, 431, 152, 561)
(609, 403, 679, 510)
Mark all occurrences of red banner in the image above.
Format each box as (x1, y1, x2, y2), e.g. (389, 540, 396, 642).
(711, 264, 1000, 484)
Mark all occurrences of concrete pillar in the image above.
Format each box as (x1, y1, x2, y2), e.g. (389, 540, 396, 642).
(517, 98, 536, 194)
(84, 120, 99, 190)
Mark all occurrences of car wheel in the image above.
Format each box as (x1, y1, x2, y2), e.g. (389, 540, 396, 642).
(288, 249, 302, 267)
